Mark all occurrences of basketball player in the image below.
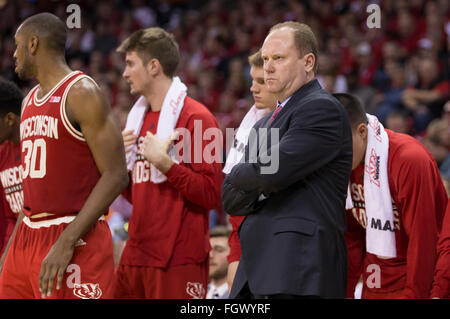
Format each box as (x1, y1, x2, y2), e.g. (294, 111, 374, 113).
(335, 93, 447, 298)
(115, 27, 223, 299)
(224, 49, 277, 292)
(0, 13, 128, 299)
(0, 79, 24, 261)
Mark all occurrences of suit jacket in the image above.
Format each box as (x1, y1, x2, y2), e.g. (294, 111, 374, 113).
(222, 79, 353, 298)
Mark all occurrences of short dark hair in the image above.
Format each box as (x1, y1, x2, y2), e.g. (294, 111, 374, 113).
(0, 78, 24, 116)
(210, 225, 231, 238)
(21, 12, 67, 54)
(333, 93, 368, 131)
(117, 27, 180, 78)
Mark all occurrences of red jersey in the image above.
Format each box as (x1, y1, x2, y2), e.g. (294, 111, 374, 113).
(20, 71, 101, 218)
(431, 201, 450, 298)
(120, 96, 223, 268)
(0, 141, 22, 254)
(346, 129, 447, 298)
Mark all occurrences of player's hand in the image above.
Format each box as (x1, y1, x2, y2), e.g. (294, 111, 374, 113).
(122, 129, 137, 149)
(38, 237, 75, 298)
(141, 131, 178, 172)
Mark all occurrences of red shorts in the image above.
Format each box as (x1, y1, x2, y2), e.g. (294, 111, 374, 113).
(113, 262, 208, 299)
(0, 215, 114, 299)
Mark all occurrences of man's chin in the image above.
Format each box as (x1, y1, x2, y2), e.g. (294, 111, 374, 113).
(130, 88, 141, 96)
(16, 70, 30, 81)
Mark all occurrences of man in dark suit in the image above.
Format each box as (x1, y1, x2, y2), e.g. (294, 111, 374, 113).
(222, 21, 353, 299)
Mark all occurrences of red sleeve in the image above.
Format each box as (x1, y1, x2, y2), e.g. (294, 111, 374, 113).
(392, 144, 448, 298)
(164, 109, 223, 210)
(433, 81, 450, 97)
(227, 215, 245, 263)
(345, 209, 365, 298)
(431, 203, 450, 298)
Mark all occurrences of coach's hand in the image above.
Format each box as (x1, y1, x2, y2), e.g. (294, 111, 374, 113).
(39, 236, 75, 298)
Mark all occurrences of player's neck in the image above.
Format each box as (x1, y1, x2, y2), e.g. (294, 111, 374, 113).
(211, 277, 227, 288)
(143, 76, 172, 112)
(9, 123, 20, 145)
(36, 59, 72, 97)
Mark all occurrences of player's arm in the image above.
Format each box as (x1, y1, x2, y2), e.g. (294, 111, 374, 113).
(394, 146, 447, 298)
(430, 204, 450, 299)
(38, 78, 129, 298)
(142, 113, 223, 210)
(227, 99, 344, 206)
(345, 210, 365, 298)
(0, 209, 24, 275)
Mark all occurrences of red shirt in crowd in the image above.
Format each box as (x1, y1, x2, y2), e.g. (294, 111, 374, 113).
(120, 96, 223, 268)
(346, 129, 447, 298)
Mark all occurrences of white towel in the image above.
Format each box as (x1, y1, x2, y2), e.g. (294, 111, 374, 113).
(346, 114, 396, 259)
(124, 96, 148, 171)
(222, 105, 270, 174)
(124, 76, 187, 183)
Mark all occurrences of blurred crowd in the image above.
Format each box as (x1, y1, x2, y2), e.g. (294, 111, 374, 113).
(0, 0, 449, 205)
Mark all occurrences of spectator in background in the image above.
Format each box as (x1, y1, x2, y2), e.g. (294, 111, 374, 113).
(402, 57, 450, 134)
(375, 61, 409, 125)
(422, 119, 450, 178)
(206, 226, 231, 299)
(317, 53, 348, 94)
(355, 41, 379, 87)
(346, 69, 377, 115)
(385, 110, 410, 134)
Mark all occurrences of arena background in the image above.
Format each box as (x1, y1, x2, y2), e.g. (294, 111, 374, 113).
(0, 0, 449, 281)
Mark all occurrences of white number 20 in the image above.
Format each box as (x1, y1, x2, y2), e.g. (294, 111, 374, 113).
(22, 139, 46, 178)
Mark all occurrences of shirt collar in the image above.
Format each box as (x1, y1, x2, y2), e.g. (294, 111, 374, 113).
(277, 96, 292, 108)
(210, 282, 228, 297)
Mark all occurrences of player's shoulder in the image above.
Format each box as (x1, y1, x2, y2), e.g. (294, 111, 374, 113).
(67, 74, 101, 99)
(65, 74, 105, 113)
(181, 96, 218, 124)
(387, 129, 433, 165)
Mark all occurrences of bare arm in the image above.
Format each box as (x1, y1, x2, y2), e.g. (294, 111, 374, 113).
(0, 210, 24, 275)
(39, 77, 129, 298)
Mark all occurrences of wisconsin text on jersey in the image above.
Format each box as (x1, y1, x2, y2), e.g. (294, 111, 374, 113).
(0, 166, 23, 213)
(20, 115, 59, 140)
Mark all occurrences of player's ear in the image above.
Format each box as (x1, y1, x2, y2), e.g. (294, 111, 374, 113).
(357, 122, 367, 139)
(6, 112, 18, 127)
(29, 35, 39, 55)
(147, 58, 165, 77)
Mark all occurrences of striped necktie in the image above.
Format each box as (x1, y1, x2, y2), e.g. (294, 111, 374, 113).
(269, 104, 283, 123)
